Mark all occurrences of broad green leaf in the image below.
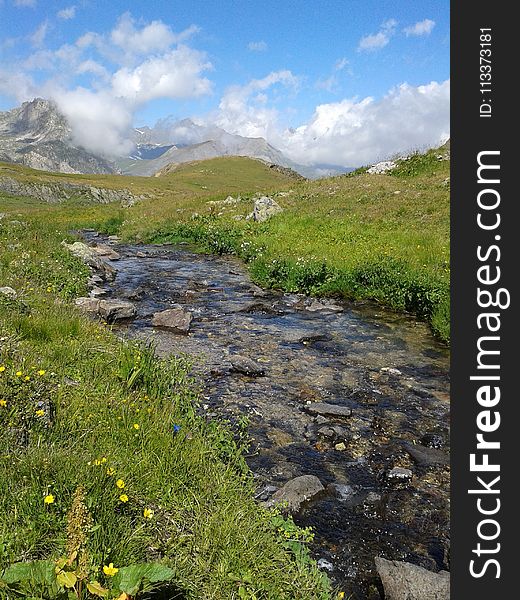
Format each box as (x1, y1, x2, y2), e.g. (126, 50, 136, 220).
(1, 560, 55, 586)
(113, 562, 176, 595)
(57, 570, 77, 589)
(87, 580, 108, 597)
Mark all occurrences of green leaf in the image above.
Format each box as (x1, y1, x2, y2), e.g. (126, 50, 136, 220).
(87, 580, 108, 597)
(57, 570, 77, 589)
(1, 560, 55, 586)
(113, 562, 176, 595)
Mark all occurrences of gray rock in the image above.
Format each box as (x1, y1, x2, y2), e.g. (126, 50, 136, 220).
(367, 160, 397, 175)
(304, 402, 352, 418)
(403, 442, 449, 467)
(92, 245, 121, 260)
(75, 297, 100, 313)
(375, 557, 450, 600)
(266, 475, 325, 513)
(0, 286, 17, 299)
(305, 299, 344, 313)
(152, 307, 192, 334)
(98, 300, 136, 322)
(62, 241, 116, 281)
(89, 286, 107, 298)
(247, 196, 283, 222)
(230, 355, 265, 377)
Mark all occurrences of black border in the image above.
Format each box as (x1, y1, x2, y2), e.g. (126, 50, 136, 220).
(451, 3, 515, 596)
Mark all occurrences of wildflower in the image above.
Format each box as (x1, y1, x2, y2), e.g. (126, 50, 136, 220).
(103, 563, 119, 577)
(101, 457, 107, 463)
(143, 508, 154, 519)
(119, 494, 129, 503)
(44, 494, 55, 504)
(106, 467, 115, 476)
(0, 399, 7, 407)
(24, 376, 30, 381)
(0, 365, 5, 372)
(16, 371, 22, 377)
(35, 409, 45, 417)
(38, 369, 46, 376)
(116, 479, 125, 489)
(133, 423, 140, 430)
(337, 593, 345, 600)
(172, 424, 181, 434)
(94, 459, 102, 466)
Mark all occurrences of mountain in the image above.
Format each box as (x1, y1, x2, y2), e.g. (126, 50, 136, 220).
(118, 118, 336, 179)
(0, 99, 118, 175)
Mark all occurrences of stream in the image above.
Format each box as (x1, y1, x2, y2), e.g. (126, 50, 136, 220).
(82, 232, 450, 599)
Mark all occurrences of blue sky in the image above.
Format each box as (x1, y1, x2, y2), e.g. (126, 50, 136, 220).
(0, 0, 450, 167)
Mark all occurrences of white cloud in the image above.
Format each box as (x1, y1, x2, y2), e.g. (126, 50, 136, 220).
(315, 75, 338, 93)
(334, 57, 349, 71)
(358, 19, 397, 52)
(111, 46, 212, 103)
(110, 12, 199, 57)
(404, 19, 436, 37)
(281, 80, 450, 166)
(248, 40, 268, 52)
(57, 6, 76, 20)
(30, 21, 48, 48)
(213, 70, 299, 139)
(14, 0, 36, 7)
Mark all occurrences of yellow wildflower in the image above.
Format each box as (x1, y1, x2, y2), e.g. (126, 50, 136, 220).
(38, 369, 46, 376)
(0, 399, 7, 407)
(119, 494, 129, 503)
(44, 494, 55, 504)
(16, 371, 22, 377)
(106, 467, 115, 476)
(24, 376, 30, 381)
(35, 409, 45, 417)
(116, 479, 125, 489)
(101, 457, 107, 463)
(143, 508, 154, 519)
(133, 423, 140, 430)
(0, 365, 5, 372)
(102, 563, 119, 577)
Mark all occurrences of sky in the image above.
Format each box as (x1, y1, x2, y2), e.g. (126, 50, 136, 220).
(0, 0, 450, 167)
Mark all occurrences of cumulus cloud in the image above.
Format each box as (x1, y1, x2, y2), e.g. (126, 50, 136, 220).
(248, 40, 268, 52)
(281, 80, 450, 166)
(404, 19, 436, 36)
(358, 19, 397, 52)
(57, 6, 76, 20)
(111, 47, 212, 103)
(213, 70, 299, 139)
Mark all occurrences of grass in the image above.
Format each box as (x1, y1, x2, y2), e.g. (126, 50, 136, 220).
(1, 149, 450, 341)
(0, 147, 449, 596)
(0, 217, 332, 599)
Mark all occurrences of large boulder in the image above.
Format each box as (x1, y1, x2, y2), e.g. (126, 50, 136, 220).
(375, 557, 450, 600)
(247, 196, 283, 222)
(266, 475, 325, 513)
(62, 241, 116, 281)
(151, 307, 192, 334)
(75, 298, 136, 322)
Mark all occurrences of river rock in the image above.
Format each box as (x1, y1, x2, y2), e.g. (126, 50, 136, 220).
(152, 308, 192, 333)
(305, 299, 344, 313)
(230, 355, 265, 377)
(98, 300, 136, 322)
(403, 442, 449, 467)
(304, 402, 352, 418)
(247, 196, 283, 222)
(0, 286, 17, 299)
(375, 557, 450, 600)
(91, 245, 121, 260)
(387, 467, 413, 482)
(75, 297, 101, 313)
(266, 475, 325, 513)
(62, 241, 116, 281)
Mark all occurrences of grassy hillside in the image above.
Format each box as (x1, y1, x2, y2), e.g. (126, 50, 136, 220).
(0, 150, 450, 341)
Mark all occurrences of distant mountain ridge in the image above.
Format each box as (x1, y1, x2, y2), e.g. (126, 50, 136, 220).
(119, 118, 344, 179)
(0, 99, 118, 175)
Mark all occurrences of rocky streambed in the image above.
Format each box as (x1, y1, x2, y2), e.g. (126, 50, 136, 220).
(77, 232, 450, 599)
